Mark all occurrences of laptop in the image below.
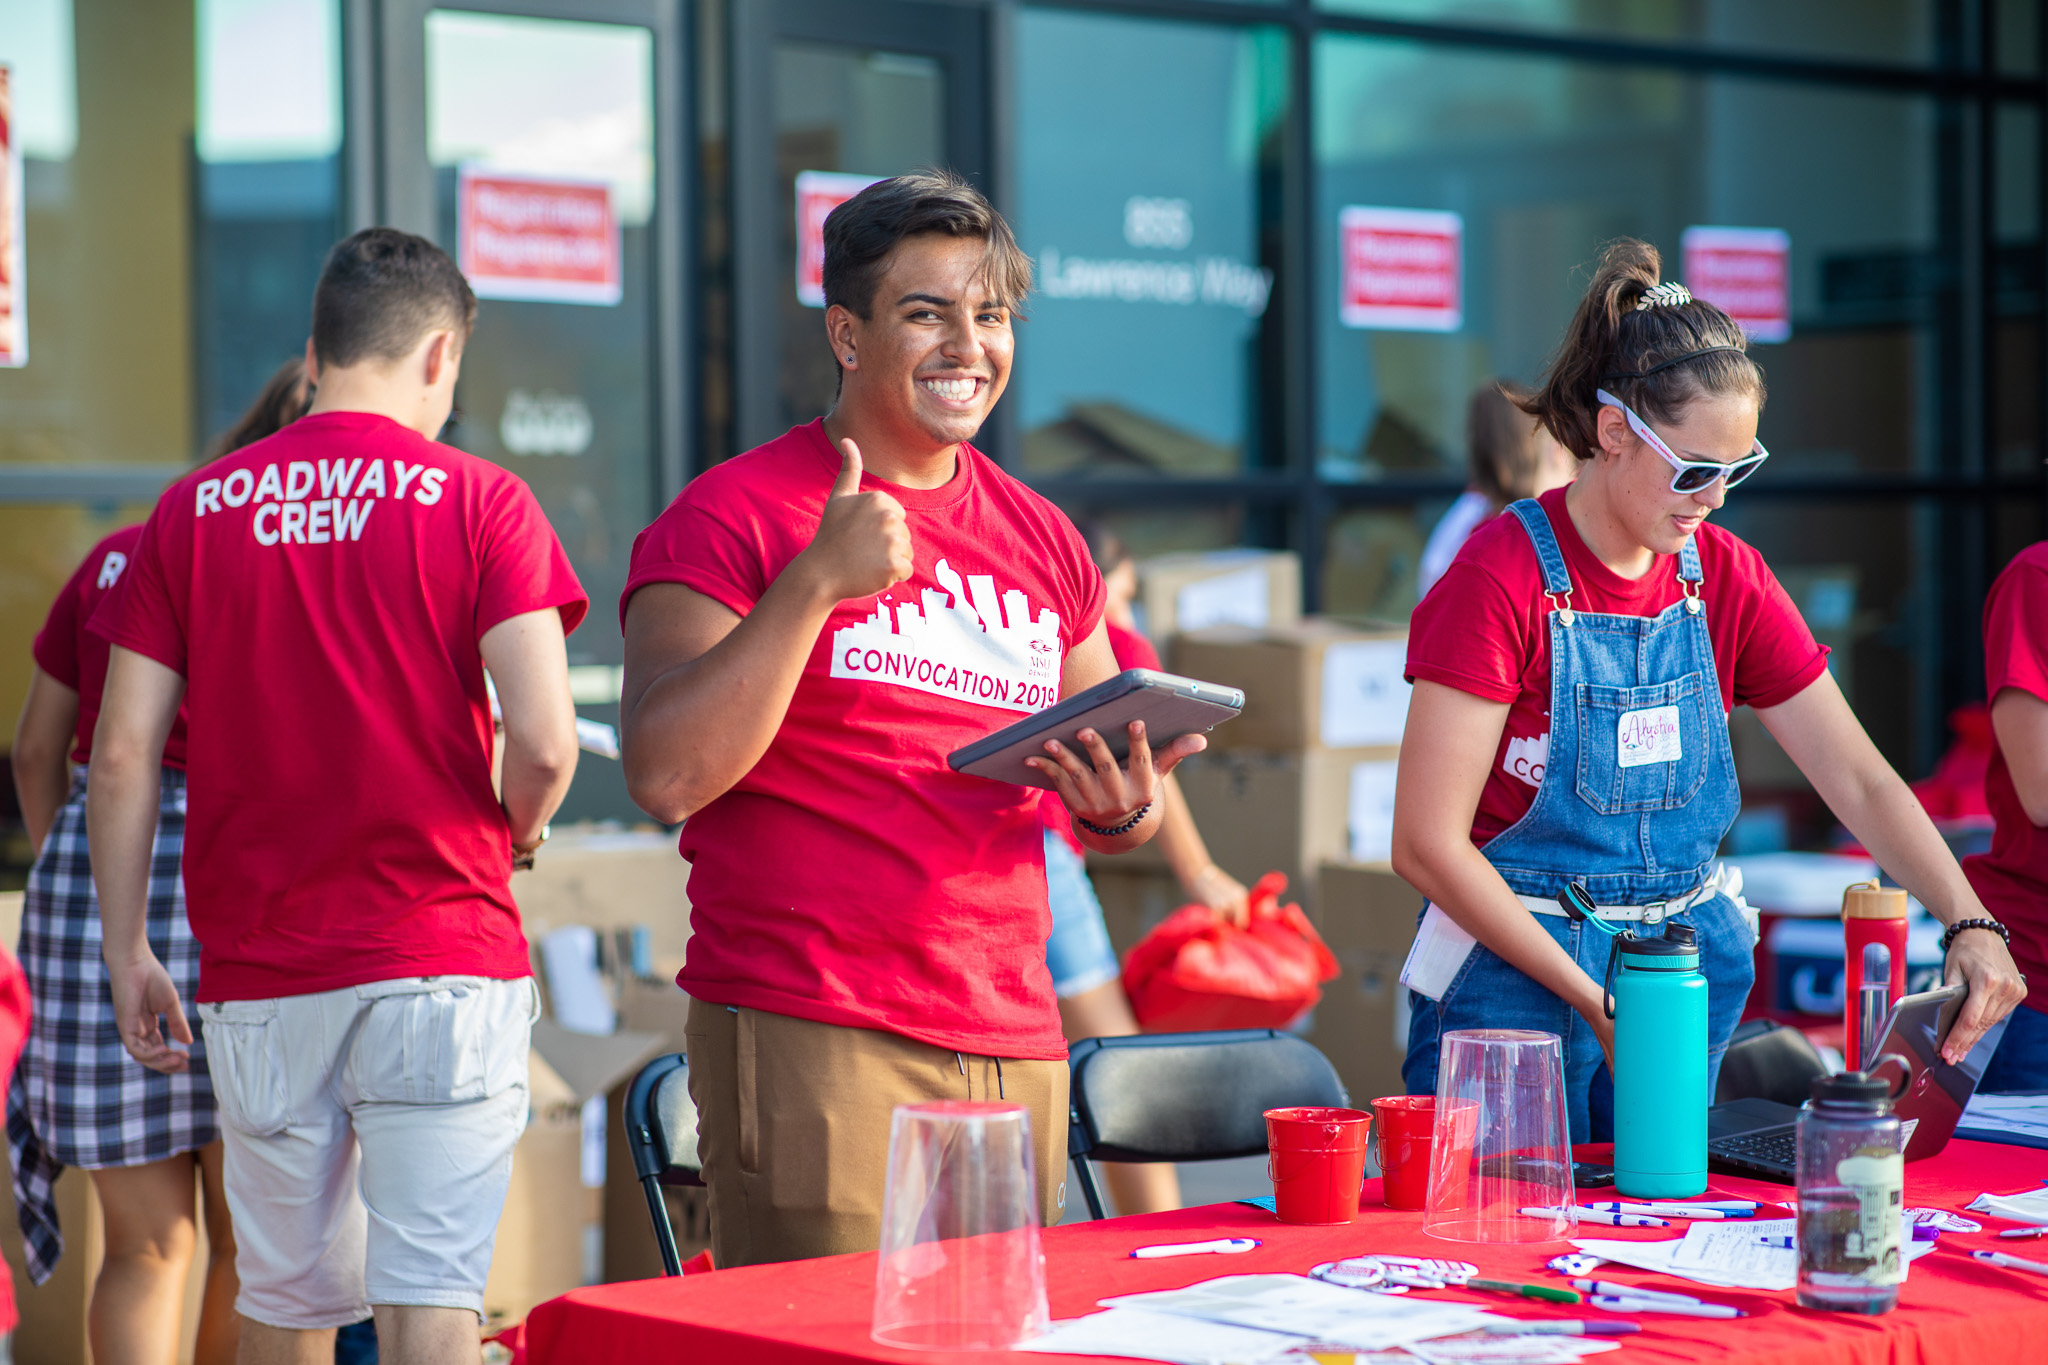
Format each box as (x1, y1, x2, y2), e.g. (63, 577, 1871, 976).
(1705, 984, 2009, 1183)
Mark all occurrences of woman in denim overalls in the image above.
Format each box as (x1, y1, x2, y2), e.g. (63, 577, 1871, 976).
(1392, 241, 2025, 1142)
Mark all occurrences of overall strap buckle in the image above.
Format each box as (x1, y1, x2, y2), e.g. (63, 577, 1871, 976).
(1547, 588, 1576, 628)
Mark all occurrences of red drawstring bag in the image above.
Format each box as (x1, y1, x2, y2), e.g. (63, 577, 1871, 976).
(1120, 872, 1339, 1031)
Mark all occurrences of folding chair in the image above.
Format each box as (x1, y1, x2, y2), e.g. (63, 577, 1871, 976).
(622, 1052, 705, 1275)
(1066, 1029, 1348, 1220)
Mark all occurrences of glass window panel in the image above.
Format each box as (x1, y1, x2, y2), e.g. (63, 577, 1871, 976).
(1316, 1, 1936, 68)
(193, 0, 343, 447)
(1323, 504, 1437, 622)
(772, 42, 944, 431)
(1315, 35, 1943, 769)
(426, 10, 657, 821)
(1316, 36, 1938, 483)
(1013, 9, 1288, 479)
(1998, 0, 2041, 76)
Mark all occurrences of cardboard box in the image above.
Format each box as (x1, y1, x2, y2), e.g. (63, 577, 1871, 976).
(1302, 862, 1428, 1106)
(513, 825, 693, 963)
(1097, 750, 1397, 910)
(484, 1022, 665, 1322)
(1087, 866, 1187, 960)
(1172, 620, 1410, 752)
(1137, 549, 1301, 640)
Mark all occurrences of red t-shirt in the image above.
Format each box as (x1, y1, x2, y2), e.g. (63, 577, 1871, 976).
(1040, 619, 1162, 854)
(93, 411, 588, 1002)
(1964, 542, 2048, 1012)
(1407, 487, 1830, 847)
(623, 420, 1105, 1059)
(33, 525, 189, 768)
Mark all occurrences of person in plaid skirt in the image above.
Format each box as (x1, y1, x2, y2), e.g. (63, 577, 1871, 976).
(6, 361, 306, 1365)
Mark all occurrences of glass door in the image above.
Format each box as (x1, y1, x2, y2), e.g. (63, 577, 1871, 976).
(377, 0, 684, 822)
(730, 0, 989, 451)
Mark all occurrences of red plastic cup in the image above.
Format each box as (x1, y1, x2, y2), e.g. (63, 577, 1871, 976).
(1264, 1106, 1371, 1225)
(1369, 1096, 1439, 1211)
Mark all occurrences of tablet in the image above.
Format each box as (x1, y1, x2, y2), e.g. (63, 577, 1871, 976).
(1868, 983, 2010, 1160)
(946, 669, 1243, 791)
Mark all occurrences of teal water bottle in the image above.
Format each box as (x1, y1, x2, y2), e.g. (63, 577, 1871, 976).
(1606, 922, 1708, 1199)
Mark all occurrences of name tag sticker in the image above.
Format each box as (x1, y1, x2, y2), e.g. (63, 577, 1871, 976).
(1617, 705, 1683, 768)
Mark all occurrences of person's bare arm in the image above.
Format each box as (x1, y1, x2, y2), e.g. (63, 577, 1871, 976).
(1032, 622, 1206, 855)
(1153, 774, 1250, 926)
(13, 667, 80, 856)
(1991, 686, 2048, 827)
(1391, 679, 1615, 1062)
(1758, 670, 2026, 1061)
(480, 608, 579, 848)
(87, 646, 190, 1075)
(621, 438, 914, 823)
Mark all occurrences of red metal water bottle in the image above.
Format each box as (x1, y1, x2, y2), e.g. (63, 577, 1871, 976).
(1842, 880, 1908, 1068)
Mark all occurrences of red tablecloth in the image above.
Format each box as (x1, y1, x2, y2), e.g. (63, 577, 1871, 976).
(525, 1139, 2048, 1365)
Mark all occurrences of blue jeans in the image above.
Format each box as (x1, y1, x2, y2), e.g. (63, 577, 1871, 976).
(1043, 830, 1121, 998)
(1402, 891, 1756, 1144)
(1980, 1001, 2048, 1094)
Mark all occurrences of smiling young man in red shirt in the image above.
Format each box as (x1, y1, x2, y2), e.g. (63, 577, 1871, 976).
(89, 229, 584, 1365)
(621, 171, 1203, 1267)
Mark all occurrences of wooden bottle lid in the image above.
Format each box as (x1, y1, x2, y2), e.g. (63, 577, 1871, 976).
(1842, 878, 1908, 920)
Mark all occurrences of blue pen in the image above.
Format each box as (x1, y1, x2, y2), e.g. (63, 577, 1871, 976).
(1755, 1234, 1794, 1249)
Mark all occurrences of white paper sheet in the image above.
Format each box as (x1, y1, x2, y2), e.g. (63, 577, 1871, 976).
(1178, 566, 1271, 633)
(1577, 1213, 1931, 1293)
(1101, 1275, 1496, 1352)
(1320, 640, 1412, 747)
(1407, 1336, 1622, 1364)
(1024, 1307, 1302, 1364)
(1968, 1184, 2048, 1224)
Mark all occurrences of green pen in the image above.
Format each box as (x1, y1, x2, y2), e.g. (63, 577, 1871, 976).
(1464, 1279, 1583, 1304)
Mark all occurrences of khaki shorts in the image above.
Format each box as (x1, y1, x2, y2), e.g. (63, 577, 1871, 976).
(685, 1001, 1068, 1268)
(199, 975, 538, 1328)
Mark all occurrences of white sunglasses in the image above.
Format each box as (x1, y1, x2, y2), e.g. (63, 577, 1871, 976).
(1595, 389, 1769, 494)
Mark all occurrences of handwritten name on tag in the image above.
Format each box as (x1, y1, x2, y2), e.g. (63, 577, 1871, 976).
(1617, 705, 1683, 768)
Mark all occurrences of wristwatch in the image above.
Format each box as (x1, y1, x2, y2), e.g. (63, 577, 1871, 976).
(512, 823, 550, 872)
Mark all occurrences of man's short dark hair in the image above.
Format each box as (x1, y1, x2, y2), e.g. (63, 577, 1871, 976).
(311, 228, 478, 368)
(821, 169, 1032, 321)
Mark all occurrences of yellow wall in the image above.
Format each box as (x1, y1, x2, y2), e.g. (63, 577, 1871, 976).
(0, 1, 194, 744)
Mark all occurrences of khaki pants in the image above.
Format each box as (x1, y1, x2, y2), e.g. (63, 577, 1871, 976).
(684, 1000, 1069, 1268)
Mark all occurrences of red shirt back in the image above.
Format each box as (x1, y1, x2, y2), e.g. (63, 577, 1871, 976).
(623, 421, 1105, 1059)
(1407, 487, 1829, 846)
(33, 526, 189, 768)
(93, 411, 587, 1002)
(1964, 542, 2048, 1012)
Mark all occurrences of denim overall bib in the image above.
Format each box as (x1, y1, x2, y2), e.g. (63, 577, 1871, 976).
(1402, 499, 1756, 1142)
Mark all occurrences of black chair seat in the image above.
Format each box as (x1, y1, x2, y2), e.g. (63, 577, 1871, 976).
(1066, 1029, 1349, 1218)
(623, 1051, 705, 1276)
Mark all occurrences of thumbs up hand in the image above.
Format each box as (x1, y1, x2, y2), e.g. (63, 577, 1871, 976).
(796, 438, 915, 602)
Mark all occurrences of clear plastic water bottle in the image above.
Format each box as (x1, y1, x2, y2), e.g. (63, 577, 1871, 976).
(1795, 1072, 1903, 1314)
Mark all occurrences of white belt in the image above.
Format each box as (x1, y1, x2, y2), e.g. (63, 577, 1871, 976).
(1516, 863, 1732, 927)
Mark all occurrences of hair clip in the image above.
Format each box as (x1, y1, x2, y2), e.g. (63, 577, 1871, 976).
(1635, 281, 1693, 310)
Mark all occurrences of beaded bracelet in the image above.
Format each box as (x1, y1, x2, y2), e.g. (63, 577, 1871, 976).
(1940, 917, 2010, 954)
(1077, 802, 1152, 838)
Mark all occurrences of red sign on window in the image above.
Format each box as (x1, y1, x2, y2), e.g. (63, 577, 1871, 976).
(795, 170, 885, 308)
(1338, 206, 1462, 332)
(458, 167, 621, 307)
(0, 66, 24, 368)
(1682, 226, 1790, 343)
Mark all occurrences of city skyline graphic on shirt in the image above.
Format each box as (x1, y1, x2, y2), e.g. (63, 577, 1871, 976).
(830, 558, 1064, 712)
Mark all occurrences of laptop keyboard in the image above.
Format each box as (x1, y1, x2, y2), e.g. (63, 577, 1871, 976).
(1707, 1125, 1798, 1175)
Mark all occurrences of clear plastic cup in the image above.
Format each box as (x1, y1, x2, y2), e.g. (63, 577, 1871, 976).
(1424, 1029, 1576, 1244)
(871, 1101, 1049, 1350)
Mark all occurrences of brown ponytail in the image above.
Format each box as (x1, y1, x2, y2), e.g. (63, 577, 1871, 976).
(1520, 238, 1765, 462)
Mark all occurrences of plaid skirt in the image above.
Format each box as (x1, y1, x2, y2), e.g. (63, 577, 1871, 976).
(6, 766, 213, 1283)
